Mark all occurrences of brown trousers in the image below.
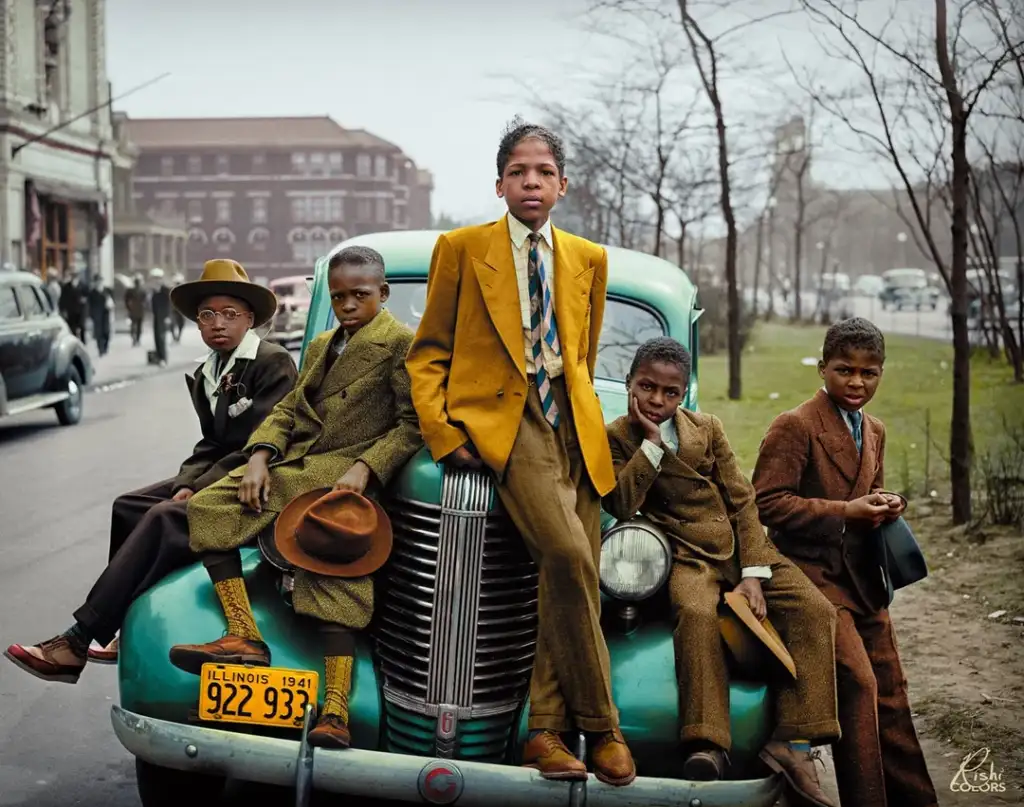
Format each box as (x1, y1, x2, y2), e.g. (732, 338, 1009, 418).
(833, 606, 937, 807)
(495, 376, 617, 733)
(668, 557, 840, 749)
(108, 478, 181, 561)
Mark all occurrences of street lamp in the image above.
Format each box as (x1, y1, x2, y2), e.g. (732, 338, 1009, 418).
(897, 231, 908, 267)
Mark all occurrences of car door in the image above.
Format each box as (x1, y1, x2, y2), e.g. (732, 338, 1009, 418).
(14, 283, 56, 394)
(0, 284, 28, 399)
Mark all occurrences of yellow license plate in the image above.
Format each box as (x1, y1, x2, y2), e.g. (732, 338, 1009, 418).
(198, 663, 319, 729)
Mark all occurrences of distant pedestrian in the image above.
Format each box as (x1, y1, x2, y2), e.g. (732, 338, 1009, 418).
(170, 272, 186, 342)
(87, 275, 114, 356)
(59, 270, 88, 343)
(45, 268, 61, 310)
(125, 274, 146, 346)
(150, 268, 170, 366)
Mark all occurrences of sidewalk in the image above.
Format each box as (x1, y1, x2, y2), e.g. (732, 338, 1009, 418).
(84, 328, 208, 391)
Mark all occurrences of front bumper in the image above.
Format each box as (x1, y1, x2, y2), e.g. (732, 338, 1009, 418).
(112, 706, 782, 807)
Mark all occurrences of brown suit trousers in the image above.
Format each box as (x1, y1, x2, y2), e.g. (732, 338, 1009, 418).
(496, 377, 616, 733)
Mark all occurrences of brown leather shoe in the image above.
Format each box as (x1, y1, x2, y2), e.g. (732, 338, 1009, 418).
(522, 731, 588, 781)
(592, 728, 637, 786)
(759, 741, 836, 807)
(168, 635, 271, 675)
(683, 748, 728, 781)
(4, 636, 87, 684)
(308, 714, 351, 749)
(88, 637, 118, 665)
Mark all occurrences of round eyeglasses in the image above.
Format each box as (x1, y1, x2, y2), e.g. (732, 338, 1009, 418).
(197, 308, 244, 325)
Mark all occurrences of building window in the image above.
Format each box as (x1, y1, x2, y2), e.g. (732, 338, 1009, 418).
(215, 155, 230, 175)
(329, 152, 343, 172)
(310, 152, 326, 173)
(356, 154, 371, 178)
(216, 199, 231, 223)
(356, 199, 372, 222)
(309, 197, 327, 221)
(395, 205, 406, 227)
(187, 200, 203, 223)
(160, 156, 174, 176)
(187, 155, 202, 175)
(376, 198, 390, 224)
(187, 228, 208, 245)
(327, 226, 348, 244)
(288, 228, 310, 263)
(159, 199, 176, 218)
(212, 228, 236, 253)
(252, 197, 268, 224)
(248, 228, 270, 252)
(291, 197, 307, 223)
(328, 197, 344, 221)
(252, 152, 265, 171)
(375, 155, 388, 178)
(291, 153, 306, 173)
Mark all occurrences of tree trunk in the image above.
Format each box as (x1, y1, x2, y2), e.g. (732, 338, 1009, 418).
(793, 174, 806, 322)
(677, 219, 687, 273)
(712, 109, 741, 399)
(752, 213, 764, 319)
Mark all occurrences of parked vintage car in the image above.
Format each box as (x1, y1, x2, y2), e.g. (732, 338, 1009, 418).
(0, 269, 93, 426)
(265, 275, 314, 348)
(880, 268, 940, 311)
(112, 231, 783, 807)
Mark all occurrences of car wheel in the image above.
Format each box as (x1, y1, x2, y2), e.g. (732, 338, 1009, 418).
(55, 366, 83, 426)
(135, 759, 225, 807)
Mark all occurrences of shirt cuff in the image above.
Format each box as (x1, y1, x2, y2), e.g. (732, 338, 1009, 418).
(741, 566, 773, 580)
(640, 439, 664, 469)
(250, 444, 279, 461)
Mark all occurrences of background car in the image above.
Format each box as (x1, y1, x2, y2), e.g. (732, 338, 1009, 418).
(880, 268, 940, 311)
(853, 274, 885, 298)
(264, 275, 313, 348)
(0, 269, 93, 426)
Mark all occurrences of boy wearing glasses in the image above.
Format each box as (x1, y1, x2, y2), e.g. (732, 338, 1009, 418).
(5, 260, 298, 682)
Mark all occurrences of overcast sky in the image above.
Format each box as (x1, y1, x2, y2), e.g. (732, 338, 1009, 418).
(105, 0, 929, 224)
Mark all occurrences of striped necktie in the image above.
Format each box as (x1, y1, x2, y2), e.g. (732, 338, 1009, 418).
(527, 232, 561, 428)
(848, 410, 863, 452)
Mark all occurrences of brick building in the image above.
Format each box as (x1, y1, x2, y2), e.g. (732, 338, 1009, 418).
(123, 115, 434, 281)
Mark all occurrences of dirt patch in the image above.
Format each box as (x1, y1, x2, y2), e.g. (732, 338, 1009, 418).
(889, 501, 1024, 805)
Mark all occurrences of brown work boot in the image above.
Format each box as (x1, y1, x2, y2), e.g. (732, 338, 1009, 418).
(308, 714, 351, 749)
(522, 731, 588, 781)
(759, 741, 836, 807)
(592, 728, 637, 786)
(4, 635, 87, 684)
(683, 747, 728, 781)
(168, 634, 271, 675)
(88, 636, 118, 665)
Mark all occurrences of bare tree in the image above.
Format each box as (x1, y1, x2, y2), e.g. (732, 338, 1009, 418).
(799, 0, 1024, 523)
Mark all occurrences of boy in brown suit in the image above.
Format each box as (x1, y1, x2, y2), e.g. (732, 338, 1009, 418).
(168, 246, 422, 748)
(605, 337, 839, 807)
(406, 120, 635, 785)
(753, 318, 937, 807)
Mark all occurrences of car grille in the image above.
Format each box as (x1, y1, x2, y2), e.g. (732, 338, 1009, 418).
(376, 468, 538, 761)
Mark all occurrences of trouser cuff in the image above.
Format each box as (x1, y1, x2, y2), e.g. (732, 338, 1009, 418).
(772, 719, 841, 746)
(680, 723, 732, 750)
(203, 549, 243, 582)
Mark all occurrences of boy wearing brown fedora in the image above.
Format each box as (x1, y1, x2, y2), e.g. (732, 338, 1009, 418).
(604, 338, 839, 807)
(168, 246, 422, 748)
(5, 259, 298, 683)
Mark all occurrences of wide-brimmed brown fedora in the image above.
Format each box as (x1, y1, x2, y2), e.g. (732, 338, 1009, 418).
(271, 487, 393, 578)
(170, 259, 278, 327)
(719, 590, 797, 681)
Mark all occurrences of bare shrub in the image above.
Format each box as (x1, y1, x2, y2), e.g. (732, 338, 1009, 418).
(976, 417, 1024, 527)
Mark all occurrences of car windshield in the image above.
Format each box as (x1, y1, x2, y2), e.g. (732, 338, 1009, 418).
(272, 282, 310, 299)
(886, 271, 927, 288)
(380, 280, 667, 381)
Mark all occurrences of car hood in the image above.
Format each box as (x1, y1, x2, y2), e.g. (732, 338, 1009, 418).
(595, 377, 628, 421)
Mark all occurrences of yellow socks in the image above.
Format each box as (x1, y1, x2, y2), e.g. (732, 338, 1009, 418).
(213, 577, 263, 642)
(323, 655, 354, 722)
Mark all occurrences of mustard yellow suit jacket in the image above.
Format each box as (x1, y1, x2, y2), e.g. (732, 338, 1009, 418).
(406, 217, 616, 495)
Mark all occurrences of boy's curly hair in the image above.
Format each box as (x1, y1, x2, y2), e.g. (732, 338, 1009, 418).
(328, 245, 386, 283)
(629, 337, 692, 382)
(822, 317, 886, 363)
(496, 116, 567, 178)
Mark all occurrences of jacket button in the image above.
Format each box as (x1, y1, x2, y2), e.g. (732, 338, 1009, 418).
(341, 390, 347, 399)
(497, 389, 504, 398)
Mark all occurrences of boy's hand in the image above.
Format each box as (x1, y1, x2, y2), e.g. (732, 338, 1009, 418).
(171, 487, 194, 503)
(880, 492, 907, 522)
(629, 394, 662, 446)
(734, 577, 768, 621)
(845, 493, 891, 527)
(448, 444, 482, 470)
(335, 461, 372, 494)
(239, 453, 272, 512)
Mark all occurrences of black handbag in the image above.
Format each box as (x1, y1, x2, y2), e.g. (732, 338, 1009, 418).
(875, 516, 929, 605)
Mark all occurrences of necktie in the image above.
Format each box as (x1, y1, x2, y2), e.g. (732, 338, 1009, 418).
(527, 232, 561, 428)
(849, 410, 863, 452)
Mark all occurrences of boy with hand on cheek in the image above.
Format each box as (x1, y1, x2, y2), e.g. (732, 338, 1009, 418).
(169, 246, 422, 748)
(605, 337, 839, 807)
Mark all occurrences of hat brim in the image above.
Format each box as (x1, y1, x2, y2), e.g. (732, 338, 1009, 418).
(258, 524, 294, 572)
(170, 280, 278, 328)
(272, 487, 393, 578)
(719, 590, 797, 680)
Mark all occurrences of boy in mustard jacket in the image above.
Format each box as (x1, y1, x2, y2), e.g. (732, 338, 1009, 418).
(406, 119, 634, 786)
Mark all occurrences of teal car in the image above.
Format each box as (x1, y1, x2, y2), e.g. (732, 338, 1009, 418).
(112, 230, 783, 807)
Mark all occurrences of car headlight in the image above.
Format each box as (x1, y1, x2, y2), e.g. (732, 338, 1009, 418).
(599, 518, 671, 602)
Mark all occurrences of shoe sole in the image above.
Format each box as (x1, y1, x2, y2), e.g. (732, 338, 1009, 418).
(87, 653, 117, 665)
(307, 735, 351, 750)
(682, 757, 722, 781)
(758, 750, 834, 807)
(594, 768, 637, 787)
(523, 763, 588, 782)
(168, 648, 271, 676)
(3, 649, 82, 684)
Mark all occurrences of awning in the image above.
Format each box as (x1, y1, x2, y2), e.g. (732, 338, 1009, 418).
(29, 178, 107, 205)
(113, 214, 187, 239)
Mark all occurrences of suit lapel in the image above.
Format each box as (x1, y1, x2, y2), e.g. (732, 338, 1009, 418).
(853, 414, 881, 494)
(474, 218, 526, 378)
(213, 357, 253, 437)
(625, 413, 707, 484)
(317, 311, 393, 399)
(551, 227, 592, 367)
(814, 389, 861, 486)
(186, 368, 215, 436)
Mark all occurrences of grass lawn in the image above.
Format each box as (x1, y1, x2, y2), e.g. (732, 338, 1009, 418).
(697, 322, 1024, 497)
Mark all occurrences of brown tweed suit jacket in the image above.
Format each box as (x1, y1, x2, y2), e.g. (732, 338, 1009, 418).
(604, 409, 779, 574)
(752, 389, 888, 613)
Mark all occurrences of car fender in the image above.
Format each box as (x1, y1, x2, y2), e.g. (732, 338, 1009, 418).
(50, 336, 93, 388)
